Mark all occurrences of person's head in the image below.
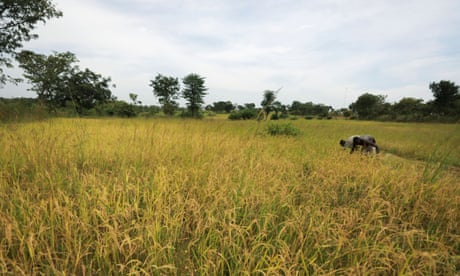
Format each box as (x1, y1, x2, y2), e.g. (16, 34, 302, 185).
(339, 139, 346, 147)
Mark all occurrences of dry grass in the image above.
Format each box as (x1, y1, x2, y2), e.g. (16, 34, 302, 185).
(0, 118, 459, 274)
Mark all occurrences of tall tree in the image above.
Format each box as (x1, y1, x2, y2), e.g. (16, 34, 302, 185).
(129, 93, 141, 105)
(149, 74, 180, 116)
(429, 80, 460, 116)
(350, 93, 386, 119)
(66, 68, 113, 114)
(393, 97, 424, 117)
(0, 0, 62, 85)
(16, 50, 76, 109)
(17, 50, 113, 114)
(206, 101, 236, 113)
(182, 73, 207, 118)
(208, 101, 235, 113)
(260, 90, 277, 120)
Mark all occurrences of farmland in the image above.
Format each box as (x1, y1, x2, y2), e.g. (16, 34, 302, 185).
(0, 118, 459, 274)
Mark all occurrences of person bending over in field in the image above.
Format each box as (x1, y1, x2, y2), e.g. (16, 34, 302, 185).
(339, 135, 380, 154)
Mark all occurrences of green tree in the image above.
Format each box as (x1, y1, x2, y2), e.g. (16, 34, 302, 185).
(129, 93, 141, 105)
(289, 101, 315, 116)
(350, 93, 387, 119)
(260, 90, 277, 121)
(17, 50, 113, 114)
(209, 101, 235, 113)
(393, 97, 425, 120)
(243, 103, 256, 110)
(16, 50, 76, 109)
(429, 80, 460, 116)
(0, 0, 62, 85)
(66, 68, 113, 114)
(312, 104, 331, 118)
(271, 101, 285, 120)
(182, 73, 207, 118)
(149, 74, 180, 116)
(338, 108, 352, 118)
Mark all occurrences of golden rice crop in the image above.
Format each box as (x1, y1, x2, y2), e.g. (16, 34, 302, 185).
(0, 118, 459, 274)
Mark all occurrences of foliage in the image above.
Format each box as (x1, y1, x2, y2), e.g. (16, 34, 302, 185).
(0, 0, 62, 85)
(182, 73, 207, 118)
(350, 93, 387, 119)
(265, 122, 300, 136)
(97, 100, 136, 117)
(429, 80, 460, 116)
(149, 74, 180, 116)
(289, 101, 331, 117)
(260, 90, 277, 120)
(0, 97, 47, 121)
(347, 83, 460, 122)
(271, 101, 289, 119)
(16, 50, 113, 114)
(206, 101, 235, 113)
(66, 69, 113, 114)
(129, 93, 141, 105)
(16, 50, 76, 108)
(228, 108, 258, 120)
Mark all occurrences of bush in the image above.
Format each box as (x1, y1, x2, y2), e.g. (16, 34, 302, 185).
(180, 110, 204, 119)
(270, 113, 279, 120)
(228, 112, 242, 120)
(265, 123, 301, 136)
(204, 111, 216, 117)
(228, 109, 257, 120)
(98, 101, 136, 117)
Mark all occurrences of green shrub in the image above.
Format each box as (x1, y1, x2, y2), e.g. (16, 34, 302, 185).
(228, 109, 257, 120)
(270, 113, 279, 120)
(265, 123, 300, 136)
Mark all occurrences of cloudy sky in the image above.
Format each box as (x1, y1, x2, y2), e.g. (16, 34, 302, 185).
(2, 0, 460, 108)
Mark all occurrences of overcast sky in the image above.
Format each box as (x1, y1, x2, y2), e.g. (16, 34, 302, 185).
(2, 0, 459, 109)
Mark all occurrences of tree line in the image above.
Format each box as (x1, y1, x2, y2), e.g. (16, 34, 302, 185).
(349, 82, 460, 122)
(1, 1, 459, 122)
(14, 50, 209, 118)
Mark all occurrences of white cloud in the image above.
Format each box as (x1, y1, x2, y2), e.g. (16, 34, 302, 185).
(1, 0, 459, 108)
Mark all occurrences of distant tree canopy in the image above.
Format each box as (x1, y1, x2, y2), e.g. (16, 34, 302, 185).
(393, 97, 425, 116)
(259, 90, 277, 121)
(0, 0, 62, 85)
(206, 101, 235, 113)
(129, 93, 141, 105)
(182, 73, 207, 118)
(348, 81, 460, 122)
(429, 80, 460, 116)
(16, 50, 113, 114)
(6, 48, 460, 125)
(228, 103, 258, 120)
(290, 101, 331, 117)
(350, 93, 387, 119)
(66, 68, 113, 114)
(149, 74, 180, 116)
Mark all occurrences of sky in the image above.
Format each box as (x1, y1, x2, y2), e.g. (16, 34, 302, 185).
(2, 0, 460, 109)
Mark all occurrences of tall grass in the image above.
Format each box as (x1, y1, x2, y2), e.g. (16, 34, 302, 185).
(0, 118, 459, 274)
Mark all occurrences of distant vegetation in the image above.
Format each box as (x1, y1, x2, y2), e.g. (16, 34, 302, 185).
(2, 79, 459, 123)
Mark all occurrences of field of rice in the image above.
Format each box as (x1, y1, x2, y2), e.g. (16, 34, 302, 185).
(0, 118, 459, 274)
